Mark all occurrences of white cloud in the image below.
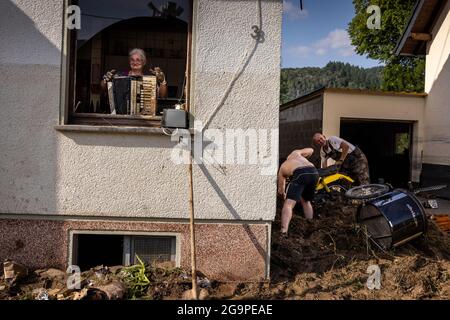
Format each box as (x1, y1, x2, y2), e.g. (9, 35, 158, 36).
(288, 29, 356, 58)
(287, 45, 312, 58)
(283, 1, 309, 21)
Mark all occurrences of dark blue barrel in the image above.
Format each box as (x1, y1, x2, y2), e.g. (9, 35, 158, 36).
(357, 189, 428, 249)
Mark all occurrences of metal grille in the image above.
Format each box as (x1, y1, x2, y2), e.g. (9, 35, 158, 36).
(359, 205, 392, 249)
(131, 236, 175, 265)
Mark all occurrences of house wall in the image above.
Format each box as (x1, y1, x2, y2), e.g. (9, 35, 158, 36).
(0, 217, 270, 281)
(322, 92, 426, 182)
(423, 1, 450, 197)
(0, 0, 282, 279)
(0, 0, 282, 221)
(279, 95, 323, 167)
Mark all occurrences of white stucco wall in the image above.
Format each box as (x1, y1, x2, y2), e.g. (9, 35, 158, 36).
(323, 91, 426, 182)
(0, 0, 282, 221)
(424, 1, 450, 166)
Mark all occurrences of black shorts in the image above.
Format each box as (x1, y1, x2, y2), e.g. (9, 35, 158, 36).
(286, 167, 319, 202)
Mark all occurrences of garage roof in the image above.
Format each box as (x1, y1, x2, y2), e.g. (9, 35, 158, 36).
(280, 87, 427, 111)
(395, 0, 449, 56)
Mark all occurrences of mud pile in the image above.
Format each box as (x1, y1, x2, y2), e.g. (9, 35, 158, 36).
(261, 203, 450, 299)
(1, 203, 449, 300)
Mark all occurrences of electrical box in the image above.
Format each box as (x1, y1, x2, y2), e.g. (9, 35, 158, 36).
(162, 109, 188, 129)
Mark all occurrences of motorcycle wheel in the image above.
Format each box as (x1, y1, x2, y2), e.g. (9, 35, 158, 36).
(345, 184, 390, 200)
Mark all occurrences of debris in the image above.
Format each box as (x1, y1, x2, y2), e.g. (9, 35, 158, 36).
(212, 283, 238, 299)
(36, 268, 66, 280)
(199, 288, 209, 300)
(34, 289, 49, 300)
(198, 277, 211, 288)
(47, 288, 62, 297)
(1, 203, 449, 300)
(109, 266, 124, 275)
(94, 265, 109, 280)
(92, 281, 127, 300)
(72, 288, 88, 300)
(57, 293, 69, 300)
(432, 215, 450, 233)
(424, 200, 439, 209)
(3, 260, 28, 285)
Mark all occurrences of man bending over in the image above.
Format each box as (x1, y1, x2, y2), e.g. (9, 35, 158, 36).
(278, 148, 319, 236)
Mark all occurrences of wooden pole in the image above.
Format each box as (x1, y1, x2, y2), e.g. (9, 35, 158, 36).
(188, 144, 198, 300)
(186, 0, 198, 300)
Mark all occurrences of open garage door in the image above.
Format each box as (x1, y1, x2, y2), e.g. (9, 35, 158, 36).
(340, 119, 413, 188)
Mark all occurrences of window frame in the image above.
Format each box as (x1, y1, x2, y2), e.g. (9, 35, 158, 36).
(61, 0, 193, 128)
(69, 230, 181, 268)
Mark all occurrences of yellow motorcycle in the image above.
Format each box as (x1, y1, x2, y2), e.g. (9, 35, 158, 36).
(314, 164, 354, 208)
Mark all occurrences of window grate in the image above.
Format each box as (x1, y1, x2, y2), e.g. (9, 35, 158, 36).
(131, 236, 175, 266)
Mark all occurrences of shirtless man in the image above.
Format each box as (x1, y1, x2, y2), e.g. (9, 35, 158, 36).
(278, 148, 319, 236)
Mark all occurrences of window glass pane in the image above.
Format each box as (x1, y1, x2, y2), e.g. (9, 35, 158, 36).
(74, 0, 190, 115)
(131, 236, 176, 266)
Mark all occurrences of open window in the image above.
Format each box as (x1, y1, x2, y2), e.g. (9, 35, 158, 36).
(71, 232, 179, 271)
(65, 0, 192, 127)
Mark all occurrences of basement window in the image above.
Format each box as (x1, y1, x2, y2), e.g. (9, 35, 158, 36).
(72, 233, 177, 271)
(64, 0, 192, 127)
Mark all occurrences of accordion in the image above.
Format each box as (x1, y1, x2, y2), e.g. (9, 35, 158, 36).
(107, 76, 157, 116)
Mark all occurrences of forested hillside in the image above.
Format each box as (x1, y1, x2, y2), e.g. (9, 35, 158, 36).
(280, 62, 383, 104)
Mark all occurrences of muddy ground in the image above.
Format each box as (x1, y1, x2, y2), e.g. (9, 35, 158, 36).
(1, 202, 449, 300)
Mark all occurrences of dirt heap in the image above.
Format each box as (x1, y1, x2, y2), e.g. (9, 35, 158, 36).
(262, 203, 450, 299)
(1, 203, 449, 300)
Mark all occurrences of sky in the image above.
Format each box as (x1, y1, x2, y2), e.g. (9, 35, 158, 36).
(282, 0, 382, 69)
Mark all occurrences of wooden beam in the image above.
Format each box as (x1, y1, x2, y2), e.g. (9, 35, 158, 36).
(411, 32, 432, 41)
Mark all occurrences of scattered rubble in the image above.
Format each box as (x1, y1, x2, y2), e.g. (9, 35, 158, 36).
(1, 203, 449, 300)
(3, 261, 28, 285)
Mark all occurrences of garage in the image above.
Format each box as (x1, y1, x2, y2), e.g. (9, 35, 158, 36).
(340, 119, 413, 187)
(280, 88, 426, 184)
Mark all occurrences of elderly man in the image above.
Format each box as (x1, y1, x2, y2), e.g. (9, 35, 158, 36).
(313, 133, 370, 186)
(101, 48, 168, 98)
(278, 148, 319, 237)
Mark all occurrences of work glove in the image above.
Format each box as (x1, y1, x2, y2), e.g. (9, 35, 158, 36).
(103, 69, 117, 82)
(150, 67, 167, 84)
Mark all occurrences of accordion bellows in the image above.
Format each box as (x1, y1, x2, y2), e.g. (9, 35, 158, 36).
(108, 76, 157, 116)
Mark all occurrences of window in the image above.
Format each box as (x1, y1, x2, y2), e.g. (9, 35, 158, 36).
(126, 236, 176, 266)
(72, 233, 178, 271)
(65, 0, 192, 127)
(395, 133, 410, 155)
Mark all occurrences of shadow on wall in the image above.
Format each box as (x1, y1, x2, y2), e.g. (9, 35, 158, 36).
(198, 164, 268, 260)
(0, 1, 64, 265)
(0, 0, 62, 65)
(422, 26, 450, 198)
(61, 131, 180, 149)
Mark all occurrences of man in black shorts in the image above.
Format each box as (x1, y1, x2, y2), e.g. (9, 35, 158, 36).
(278, 148, 319, 236)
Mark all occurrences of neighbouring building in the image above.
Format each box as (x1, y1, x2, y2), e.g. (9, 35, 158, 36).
(0, 0, 282, 280)
(280, 0, 450, 197)
(395, 0, 450, 198)
(280, 88, 427, 188)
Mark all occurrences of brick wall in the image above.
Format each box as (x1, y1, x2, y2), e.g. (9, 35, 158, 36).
(280, 96, 323, 166)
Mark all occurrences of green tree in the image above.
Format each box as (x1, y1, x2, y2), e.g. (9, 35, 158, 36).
(348, 0, 425, 92)
(280, 62, 383, 104)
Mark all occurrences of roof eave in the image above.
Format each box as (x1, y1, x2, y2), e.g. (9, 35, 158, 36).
(395, 0, 426, 56)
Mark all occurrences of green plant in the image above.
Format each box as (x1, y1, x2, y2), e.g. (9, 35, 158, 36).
(121, 255, 151, 299)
